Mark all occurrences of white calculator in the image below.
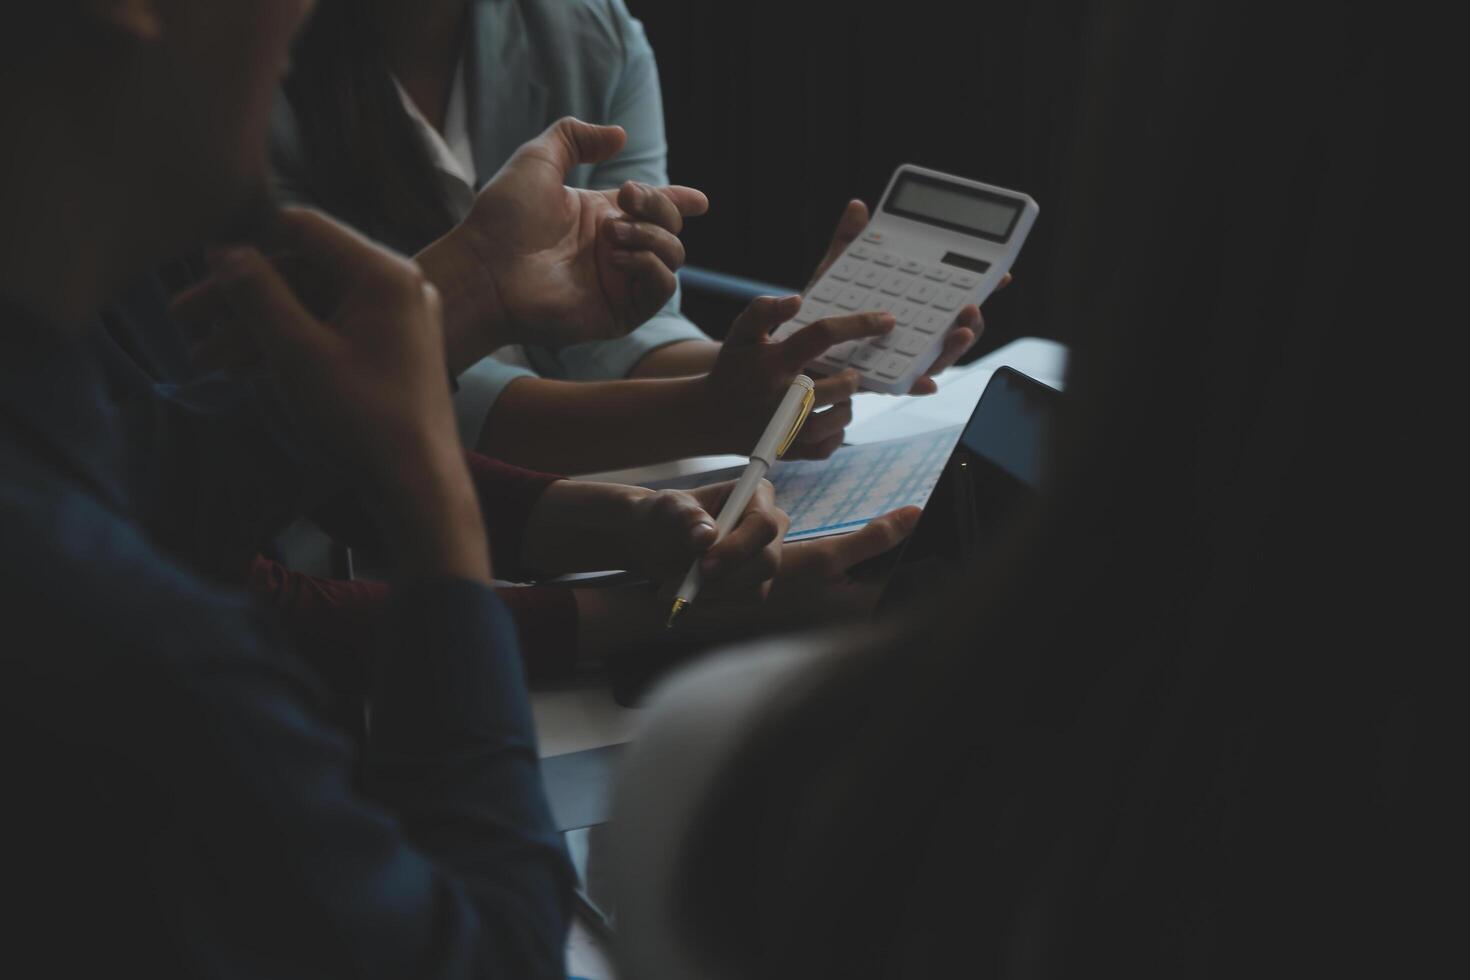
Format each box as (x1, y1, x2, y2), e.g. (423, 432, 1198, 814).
(775, 165, 1039, 394)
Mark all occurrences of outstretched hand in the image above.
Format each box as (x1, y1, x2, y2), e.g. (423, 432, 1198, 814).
(460, 117, 709, 349)
(702, 295, 893, 459)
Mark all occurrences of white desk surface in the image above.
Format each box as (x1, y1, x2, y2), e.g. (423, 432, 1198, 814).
(535, 337, 1068, 759)
(533, 676, 642, 759)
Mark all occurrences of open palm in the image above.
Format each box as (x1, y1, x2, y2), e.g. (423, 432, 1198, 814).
(464, 117, 708, 348)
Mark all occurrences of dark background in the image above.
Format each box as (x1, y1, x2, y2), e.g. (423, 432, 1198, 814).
(627, 0, 1094, 354)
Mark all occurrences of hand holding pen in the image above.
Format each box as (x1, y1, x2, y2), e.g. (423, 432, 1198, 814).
(668, 375, 816, 627)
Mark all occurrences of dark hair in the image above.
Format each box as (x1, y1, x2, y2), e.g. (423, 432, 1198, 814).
(666, 4, 1424, 977)
(283, 0, 456, 252)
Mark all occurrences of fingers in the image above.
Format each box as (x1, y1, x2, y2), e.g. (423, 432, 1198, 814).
(541, 117, 628, 174)
(602, 219, 686, 271)
(798, 431, 845, 459)
(641, 490, 719, 574)
(796, 400, 852, 446)
(908, 305, 982, 394)
(606, 248, 678, 325)
(204, 247, 338, 372)
(170, 275, 237, 334)
(826, 199, 870, 258)
(616, 181, 710, 235)
(779, 312, 893, 369)
(910, 326, 974, 389)
(811, 368, 860, 407)
(825, 506, 922, 571)
(701, 479, 787, 590)
(725, 294, 803, 346)
(659, 185, 711, 218)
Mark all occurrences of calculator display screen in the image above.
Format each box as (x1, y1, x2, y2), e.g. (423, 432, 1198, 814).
(884, 173, 1023, 242)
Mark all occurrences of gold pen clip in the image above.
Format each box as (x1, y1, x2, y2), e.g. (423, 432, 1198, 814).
(775, 386, 817, 458)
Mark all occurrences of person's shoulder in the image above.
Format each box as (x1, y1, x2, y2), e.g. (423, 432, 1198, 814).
(478, 0, 644, 59)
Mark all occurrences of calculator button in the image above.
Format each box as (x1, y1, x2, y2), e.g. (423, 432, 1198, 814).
(874, 251, 900, 267)
(900, 259, 925, 275)
(923, 266, 952, 282)
(913, 309, 951, 334)
(869, 296, 897, 314)
(871, 328, 894, 349)
(816, 341, 857, 369)
(876, 354, 910, 380)
(906, 280, 938, 304)
(856, 266, 886, 289)
(849, 345, 882, 369)
(951, 271, 982, 290)
(897, 330, 930, 357)
(862, 230, 884, 243)
(797, 298, 832, 320)
(812, 281, 841, 303)
(836, 287, 873, 310)
(880, 273, 912, 296)
(828, 260, 859, 282)
(931, 288, 965, 312)
(776, 301, 825, 340)
(791, 301, 833, 330)
(848, 243, 876, 260)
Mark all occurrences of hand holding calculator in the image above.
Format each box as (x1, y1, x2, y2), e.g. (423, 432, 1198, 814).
(773, 165, 1038, 395)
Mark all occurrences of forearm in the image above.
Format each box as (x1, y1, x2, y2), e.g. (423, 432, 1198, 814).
(521, 480, 653, 576)
(366, 439, 492, 585)
(479, 374, 737, 473)
(626, 338, 722, 379)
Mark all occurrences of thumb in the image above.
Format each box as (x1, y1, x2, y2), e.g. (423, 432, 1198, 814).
(807, 199, 871, 289)
(831, 199, 870, 250)
(829, 506, 922, 570)
(539, 117, 627, 175)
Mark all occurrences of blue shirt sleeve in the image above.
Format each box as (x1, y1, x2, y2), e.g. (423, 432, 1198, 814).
(453, 356, 539, 446)
(2, 470, 574, 978)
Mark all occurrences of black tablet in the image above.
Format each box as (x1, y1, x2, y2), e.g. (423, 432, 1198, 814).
(874, 365, 1060, 611)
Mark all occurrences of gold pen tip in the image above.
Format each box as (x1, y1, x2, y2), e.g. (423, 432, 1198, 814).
(666, 598, 689, 629)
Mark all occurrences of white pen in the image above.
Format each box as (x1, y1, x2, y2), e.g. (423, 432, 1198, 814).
(666, 375, 816, 628)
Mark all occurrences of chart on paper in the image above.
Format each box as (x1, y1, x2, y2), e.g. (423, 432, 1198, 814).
(644, 425, 963, 541)
(770, 425, 962, 539)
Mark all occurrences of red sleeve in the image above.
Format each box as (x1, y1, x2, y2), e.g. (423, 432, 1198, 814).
(462, 452, 564, 583)
(245, 556, 581, 690)
(306, 453, 564, 583)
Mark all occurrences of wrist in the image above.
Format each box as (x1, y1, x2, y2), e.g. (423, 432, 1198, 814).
(691, 373, 751, 456)
(416, 223, 511, 373)
(522, 480, 654, 575)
